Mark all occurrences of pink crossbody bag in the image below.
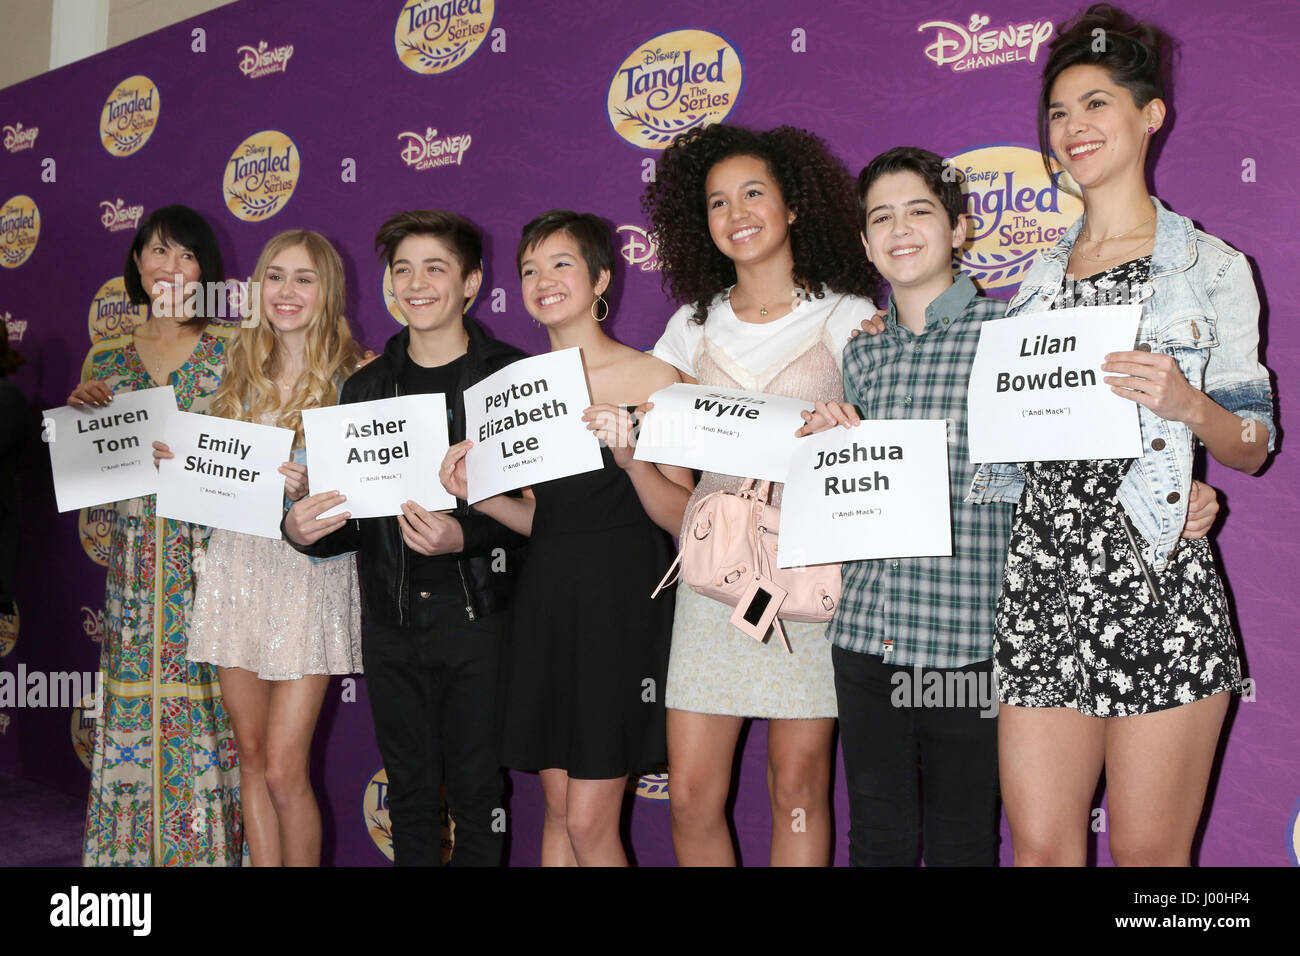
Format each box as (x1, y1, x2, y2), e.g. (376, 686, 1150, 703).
(651, 477, 841, 651)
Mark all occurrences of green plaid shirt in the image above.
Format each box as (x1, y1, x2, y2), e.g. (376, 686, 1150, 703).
(826, 274, 1015, 668)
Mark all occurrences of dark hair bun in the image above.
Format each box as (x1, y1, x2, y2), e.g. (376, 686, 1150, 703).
(1052, 3, 1169, 93)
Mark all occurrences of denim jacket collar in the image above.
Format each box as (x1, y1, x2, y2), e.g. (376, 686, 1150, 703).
(1039, 196, 1195, 277)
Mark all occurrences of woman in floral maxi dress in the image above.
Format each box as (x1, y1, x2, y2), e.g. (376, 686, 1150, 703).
(72, 205, 242, 866)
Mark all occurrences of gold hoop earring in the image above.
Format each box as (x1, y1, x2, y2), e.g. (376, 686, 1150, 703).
(591, 295, 609, 322)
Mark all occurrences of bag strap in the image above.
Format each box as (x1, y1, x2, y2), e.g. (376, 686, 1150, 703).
(771, 618, 792, 654)
(651, 550, 683, 600)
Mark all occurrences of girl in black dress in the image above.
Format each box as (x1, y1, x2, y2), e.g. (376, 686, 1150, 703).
(440, 211, 694, 865)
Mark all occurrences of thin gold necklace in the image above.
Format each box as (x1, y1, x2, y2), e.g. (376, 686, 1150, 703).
(731, 286, 800, 317)
(1080, 207, 1156, 261)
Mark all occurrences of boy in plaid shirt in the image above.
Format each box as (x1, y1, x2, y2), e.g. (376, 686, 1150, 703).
(799, 146, 1219, 865)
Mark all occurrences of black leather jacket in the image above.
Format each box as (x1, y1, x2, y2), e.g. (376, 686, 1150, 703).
(284, 317, 528, 627)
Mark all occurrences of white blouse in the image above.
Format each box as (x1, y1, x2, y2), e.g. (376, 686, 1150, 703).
(652, 289, 878, 390)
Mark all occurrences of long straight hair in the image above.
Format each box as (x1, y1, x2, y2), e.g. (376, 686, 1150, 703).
(210, 230, 360, 446)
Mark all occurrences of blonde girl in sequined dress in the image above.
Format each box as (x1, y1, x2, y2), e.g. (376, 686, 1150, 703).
(155, 230, 363, 866)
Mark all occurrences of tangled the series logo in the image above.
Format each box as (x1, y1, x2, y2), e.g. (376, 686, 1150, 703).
(947, 145, 1082, 290)
(919, 12, 1054, 73)
(100, 199, 145, 234)
(629, 771, 669, 800)
(237, 40, 294, 78)
(99, 75, 160, 157)
(223, 130, 301, 222)
(397, 126, 472, 171)
(607, 29, 742, 149)
(395, 0, 494, 75)
(79, 506, 116, 566)
(87, 277, 147, 343)
(0, 195, 39, 269)
(3, 122, 38, 153)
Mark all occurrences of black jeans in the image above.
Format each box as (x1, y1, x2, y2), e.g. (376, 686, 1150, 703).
(363, 594, 507, 866)
(832, 645, 1000, 866)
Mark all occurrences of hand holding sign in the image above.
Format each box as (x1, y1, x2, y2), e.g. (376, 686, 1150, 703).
(67, 379, 114, 408)
(284, 490, 351, 546)
(795, 400, 861, 437)
(1102, 349, 1202, 423)
(439, 440, 472, 500)
(582, 403, 644, 469)
(397, 501, 464, 556)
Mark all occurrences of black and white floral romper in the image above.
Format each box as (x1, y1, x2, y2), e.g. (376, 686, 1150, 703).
(994, 256, 1241, 717)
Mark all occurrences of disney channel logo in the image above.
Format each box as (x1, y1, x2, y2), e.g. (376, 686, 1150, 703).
(100, 199, 145, 233)
(617, 225, 660, 272)
(919, 12, 1053, 73)
(237, 40, 294, 78)
(3, 313, 26, 343)
(3, 122, 38, 153)
(397, 127, 472, 171)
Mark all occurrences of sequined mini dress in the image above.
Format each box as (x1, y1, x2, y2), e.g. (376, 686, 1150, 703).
(188, 414, 362, 681)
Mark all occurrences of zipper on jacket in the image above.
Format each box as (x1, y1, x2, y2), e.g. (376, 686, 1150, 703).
(457, 560, 476, 621)
(394, 377, 409, 626)
(457, 333, 477, 622)
(1119, 511, 1162, 607)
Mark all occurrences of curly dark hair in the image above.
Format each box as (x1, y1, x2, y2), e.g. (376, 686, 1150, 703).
(642, 123, 879, 324)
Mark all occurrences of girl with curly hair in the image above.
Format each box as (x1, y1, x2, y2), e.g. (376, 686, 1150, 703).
(643, 123, 880, 865)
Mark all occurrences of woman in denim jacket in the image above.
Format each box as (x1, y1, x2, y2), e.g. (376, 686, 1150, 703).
(969, 5, 1275, 866)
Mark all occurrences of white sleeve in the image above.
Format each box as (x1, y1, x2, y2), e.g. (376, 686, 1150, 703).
(651, 303, 703, 377)
(824, 295, 880, 356)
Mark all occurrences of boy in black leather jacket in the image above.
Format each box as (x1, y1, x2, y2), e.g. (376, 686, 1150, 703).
(285, 211, 525, 865)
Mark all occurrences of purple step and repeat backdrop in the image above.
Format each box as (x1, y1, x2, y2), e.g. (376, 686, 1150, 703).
(1, 0, 1296, 866)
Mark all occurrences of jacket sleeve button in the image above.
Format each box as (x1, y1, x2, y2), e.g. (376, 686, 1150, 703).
(1136, 343, 1152, 352)
(1166, 491, 1180, 504)
(1151, 438, 1166, 450)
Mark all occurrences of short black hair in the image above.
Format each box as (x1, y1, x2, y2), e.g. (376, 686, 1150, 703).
(516, 210, 616, 295)
(1038, 4, 1171, 176)
(856, 146, 965, 232)
(123, 205, 224, 323)
(374, 209, 483, 277)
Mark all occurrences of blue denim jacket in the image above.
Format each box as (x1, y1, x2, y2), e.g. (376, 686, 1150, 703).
(967, 197, 1275, 570)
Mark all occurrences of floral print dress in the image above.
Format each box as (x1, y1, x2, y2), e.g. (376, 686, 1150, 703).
(994, 257, 1241, 717)
(81, 327, 243, 865)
